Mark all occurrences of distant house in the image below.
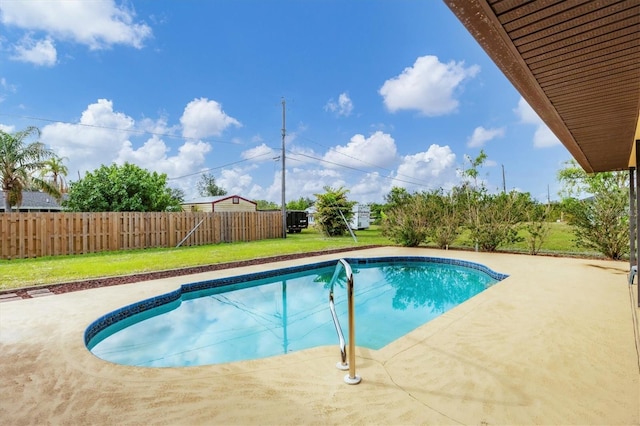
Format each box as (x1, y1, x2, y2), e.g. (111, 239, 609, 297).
(0, 191, 65, 212)
(181, 195, 257, 213)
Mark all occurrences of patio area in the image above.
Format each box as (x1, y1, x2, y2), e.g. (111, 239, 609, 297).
(1, 246, 638, 425)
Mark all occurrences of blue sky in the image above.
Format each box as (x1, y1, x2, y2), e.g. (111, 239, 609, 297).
(0, 0, 572, 204)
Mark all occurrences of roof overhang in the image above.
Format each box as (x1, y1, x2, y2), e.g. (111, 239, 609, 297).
(443, 0, 640, 173)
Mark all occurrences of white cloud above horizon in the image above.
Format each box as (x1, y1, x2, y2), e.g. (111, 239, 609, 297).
(323, 131, 398, 169)
(0, 0, 152, 52)
(393, 144, 458, 192)
(180, 98, 241, 140)
(40, 99, 212, 197)
(514, 97, 561, 148)
(10, 36, 57, 67)
(324, 92, 354, 117)
(379, 55, 480, 116)
(0, 123, 16, 133)
(0, 78, 17, 103)
(219, 139, 461, 204)
(241, 143, 277, 162)
(467, 126, 505, 148)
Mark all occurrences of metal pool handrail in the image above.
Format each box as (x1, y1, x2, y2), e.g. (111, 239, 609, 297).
(328, 258, 361, 385)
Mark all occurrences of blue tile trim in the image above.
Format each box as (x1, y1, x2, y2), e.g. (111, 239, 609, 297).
(84, 256, 508, 346)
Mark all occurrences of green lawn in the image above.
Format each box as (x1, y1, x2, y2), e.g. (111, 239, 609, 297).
(0, 222, 593, 291)
(0, 227, 392, 290)
(505, 221, 584, 254)
(444, 222, 583, 254)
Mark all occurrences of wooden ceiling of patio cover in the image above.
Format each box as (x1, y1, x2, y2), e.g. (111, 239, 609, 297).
(444, 0, 640, 173)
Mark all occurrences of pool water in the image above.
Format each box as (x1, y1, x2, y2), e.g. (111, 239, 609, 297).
(87, 257, 506, 367)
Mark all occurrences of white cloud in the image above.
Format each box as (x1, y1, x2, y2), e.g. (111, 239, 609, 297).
(138, 116, 179, 136)
(349, 172, 388, 203)
(286, 145, 320, 166)
(0, 0, 152, 50)
(467, 126, 505, 148)
(117, 136, 211, 185)
(40, 99, 212, 194)
(379, 55, 479, 116)
(514, 97, 561, 148)
(323, 131, 397, 169)
(279, 142, 459, 204)
(241, 143, 277, 162)
(325, 92, 354, 117)
(180, 98, 241, 139)
(289, 168, 346, 200)
(0, 124, 16, 133)
(217, 167, 254, 196)
(0, 78, 17, 103)
(11, 36, 57, 66)
(41, 99, 134, 175)
(393, 144, 458, 192)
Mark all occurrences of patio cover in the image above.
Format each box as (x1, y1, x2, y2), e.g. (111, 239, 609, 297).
(443, 0, 640, 173)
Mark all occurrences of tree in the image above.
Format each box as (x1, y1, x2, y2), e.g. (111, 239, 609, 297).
(523, 202, 551, 255)
(456, 150, 527, 251)
(167, 187, 186, 212)
(40, 156, 69, 193)
(0, 126, 60, 211)
(286, 196, 313, 211)
(424, 189, 463, 249)
(462, 149, 488, 189)
(382, 189, 463, 248)
(382, 193, 429, 247)
(369, 202, 384, 225)
(255, 199, 279, 210)
(314, 186, 356, 237)
(558, 159, 628, 259)
(197, 173, 227, 197)
(384, 186, 412, 210)
(64, 163, 182, 212)
(461, 189, 528, 252)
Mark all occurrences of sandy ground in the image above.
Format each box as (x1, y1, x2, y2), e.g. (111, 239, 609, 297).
(1, 247, 638, 425)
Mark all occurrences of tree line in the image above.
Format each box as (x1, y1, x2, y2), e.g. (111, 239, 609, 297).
(312, 152, 630, 261)
(1, 127, 631, 260)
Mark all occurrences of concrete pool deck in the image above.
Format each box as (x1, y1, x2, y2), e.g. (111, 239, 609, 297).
(1, 247, 638, 425)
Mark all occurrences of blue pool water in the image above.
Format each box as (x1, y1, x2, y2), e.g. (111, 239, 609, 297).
(86, 257, 507, 367)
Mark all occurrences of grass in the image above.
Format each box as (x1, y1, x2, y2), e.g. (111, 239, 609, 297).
(428, 222, 580, 253)
(0, 222, 594, 291)
(505, 222, 583, 254)
(0, 227, 392, 290)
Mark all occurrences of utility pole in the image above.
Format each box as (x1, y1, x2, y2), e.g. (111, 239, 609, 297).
(281, 98, 287, 239)
(501, 164, 506, 193)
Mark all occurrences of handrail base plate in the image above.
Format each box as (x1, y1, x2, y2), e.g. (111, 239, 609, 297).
(344, 374, 362, 385)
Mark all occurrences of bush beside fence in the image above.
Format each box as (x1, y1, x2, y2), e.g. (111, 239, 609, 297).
(0, 211, 283, 259)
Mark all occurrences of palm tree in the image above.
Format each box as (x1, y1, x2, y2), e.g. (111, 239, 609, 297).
(0, 126, 60, 212)
(40, 156, 69, 193)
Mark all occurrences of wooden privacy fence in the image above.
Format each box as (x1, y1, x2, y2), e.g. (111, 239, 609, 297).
(0, 211, 283, 259)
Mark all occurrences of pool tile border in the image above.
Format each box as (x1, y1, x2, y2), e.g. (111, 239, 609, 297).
(84, 256, 508, 346)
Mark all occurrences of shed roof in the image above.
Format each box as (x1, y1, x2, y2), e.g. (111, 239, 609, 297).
(182, 195, 257, 205)
(443, 0, 640, 173)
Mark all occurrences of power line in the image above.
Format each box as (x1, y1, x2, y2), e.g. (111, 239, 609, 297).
(167, 151, 275, 180)
(4, 113, 449, 191)
(296, 134, 437, 188)
(287, 151, 435, 189)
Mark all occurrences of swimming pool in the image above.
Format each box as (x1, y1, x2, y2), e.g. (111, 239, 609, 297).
(86, 256, 507, 367)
